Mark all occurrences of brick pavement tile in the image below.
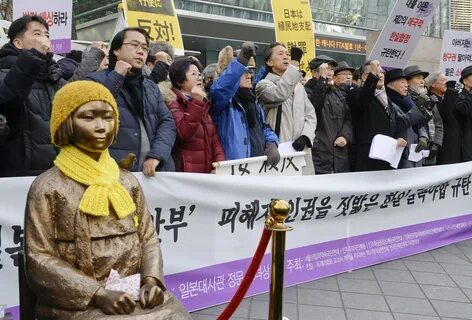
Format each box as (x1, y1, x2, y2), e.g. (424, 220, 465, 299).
(193, 315, 247, 320)
(431, 245, 463, 255)
(430, 252, 470, 265)
(461, 288, 472, 301)
(457, 238, 472, 248)
(346, 309, 394, 320)
(338, 278, 382, 294)
(337, 268, 376, 280)
(450, 274, 472, 289)
(440, 263, 472, 276)
(298, 288, 343, 307)
(298, 305, 346, 320)
(193, 299, 250, 317)
(252, 285, 297, 303)
(420, 284, 469, 302)
(404, 261, 445, 273)
(430, 299, 472, 319)
(341, 292, 389, 312)
(403, 252, 436, 262)
(378, 281, 425, 298)
(297, 277, 338, 291)
(411, 271, 456, 286)
(385, 296, 436, 316)
(374, 269, 416, 283)
(456, 245, 472, 257)
(373, 259, 408, 270)
(249, 300, 297, 320)
(392, 314, 439, 320)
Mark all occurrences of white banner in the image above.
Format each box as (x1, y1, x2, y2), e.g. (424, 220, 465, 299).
(439, 30, 472, 82)
(1, 163, 472, 315)
(369, 0, 440, 68)
(13, 0, 73, 53)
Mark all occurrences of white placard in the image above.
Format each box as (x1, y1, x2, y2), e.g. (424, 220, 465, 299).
(214, 152, 306, 176)
(438, 30, 472, 82)
(13, 0, 73, 54)
(369, 0, 440, 68)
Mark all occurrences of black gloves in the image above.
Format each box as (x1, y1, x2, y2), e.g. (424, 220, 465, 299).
(411, 90, 434, 111)
(446, 80, 457, 89)
(16, 48, 46, 76)
(0, 114, 9, 145)
(292, 135, 310, 151)
(237, 42, 256, 66)
(264, 142, 280, 167)
(290, 46, 304, 63)
(415, 137, 429, 153)
(428, 143, 439, 158)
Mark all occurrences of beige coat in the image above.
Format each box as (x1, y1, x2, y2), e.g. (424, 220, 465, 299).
(24, 167, 190, 320)
(256, 64, 317, 174)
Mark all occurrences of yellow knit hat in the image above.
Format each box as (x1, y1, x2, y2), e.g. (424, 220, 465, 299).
(50, 81, 119, 146)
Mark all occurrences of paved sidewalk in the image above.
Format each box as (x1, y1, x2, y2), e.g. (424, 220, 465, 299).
(191, 238, 472, 319)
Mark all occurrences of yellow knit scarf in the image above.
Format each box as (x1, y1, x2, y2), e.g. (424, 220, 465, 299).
(54, 145, 136, 218)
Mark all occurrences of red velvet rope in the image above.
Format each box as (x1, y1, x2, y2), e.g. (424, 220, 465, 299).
(217, 228, 272, 320)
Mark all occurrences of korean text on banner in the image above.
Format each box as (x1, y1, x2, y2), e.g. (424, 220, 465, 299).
(1, 163, 472, 318)
(270, 0, 315, 75)
(439, 30, 472, 82)
(368, 0, 440, 68)
(13, 0, 72, 54)
(122, 0, 184, 55)
(214, 151, 306, 176)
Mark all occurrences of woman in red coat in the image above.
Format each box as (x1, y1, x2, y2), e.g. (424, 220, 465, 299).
(161, 57, 225, 173)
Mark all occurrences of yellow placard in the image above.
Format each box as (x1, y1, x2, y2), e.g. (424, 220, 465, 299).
(122, 0, 184, 51)
(270, 0, 315, 75)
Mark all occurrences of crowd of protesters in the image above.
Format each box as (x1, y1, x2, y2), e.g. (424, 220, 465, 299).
(0, 14, 471, 178)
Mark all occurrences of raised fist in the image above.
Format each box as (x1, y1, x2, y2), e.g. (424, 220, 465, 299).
(115, 60, 132, 76)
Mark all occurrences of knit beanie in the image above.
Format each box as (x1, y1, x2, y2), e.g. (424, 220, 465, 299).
(50, 81, 119, 146)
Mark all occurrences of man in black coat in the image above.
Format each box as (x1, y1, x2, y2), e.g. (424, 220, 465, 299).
(455, 65, 472, 162)
(0, 15, 65, 177)
(425, 72, 460, 164)
(308, 61, 354, 174)
(350, 60, 407, 171)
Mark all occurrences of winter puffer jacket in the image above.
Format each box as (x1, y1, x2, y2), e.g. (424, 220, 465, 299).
(0, 43, 65, 176)
(160, 83, 225, 173)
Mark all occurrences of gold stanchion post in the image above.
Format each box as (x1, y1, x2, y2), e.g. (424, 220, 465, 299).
(265, 199, 293, 320)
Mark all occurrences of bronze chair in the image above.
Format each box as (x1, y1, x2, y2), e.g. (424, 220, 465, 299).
(18, 251, 36, 320)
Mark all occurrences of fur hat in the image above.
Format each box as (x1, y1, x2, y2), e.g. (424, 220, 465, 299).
(50, 81, 119, 146)
(216, 45, 234, 76)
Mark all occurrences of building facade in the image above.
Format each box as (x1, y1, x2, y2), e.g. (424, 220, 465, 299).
(73, 0, 450, 67)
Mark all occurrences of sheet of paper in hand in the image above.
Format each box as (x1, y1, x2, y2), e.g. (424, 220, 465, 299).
(105, 269, 141, 301)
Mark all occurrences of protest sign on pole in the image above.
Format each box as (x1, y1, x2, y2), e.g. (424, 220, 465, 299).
(369, 0, 440, 68)
(270, 0, 315, 75)
(13, 0, 73, 54)
(122, 0, 184, 56)
(439, 30, 472, 82)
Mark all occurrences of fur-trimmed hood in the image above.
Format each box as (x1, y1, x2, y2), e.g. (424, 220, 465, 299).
(158, 80, 176, 106)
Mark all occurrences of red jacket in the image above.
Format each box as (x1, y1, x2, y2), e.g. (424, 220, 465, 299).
(166, 87, 225, 173)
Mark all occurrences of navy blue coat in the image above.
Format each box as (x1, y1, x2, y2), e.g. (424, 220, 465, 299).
(87, 70, 176, 171)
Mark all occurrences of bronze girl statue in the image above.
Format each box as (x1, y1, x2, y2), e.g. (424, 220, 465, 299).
(24, 81, 191, 319)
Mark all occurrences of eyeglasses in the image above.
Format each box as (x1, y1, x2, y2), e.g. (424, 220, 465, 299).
(187, 71, 202, 79)
(336, 72, 352, 76)
(122, 42, 149, 52)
